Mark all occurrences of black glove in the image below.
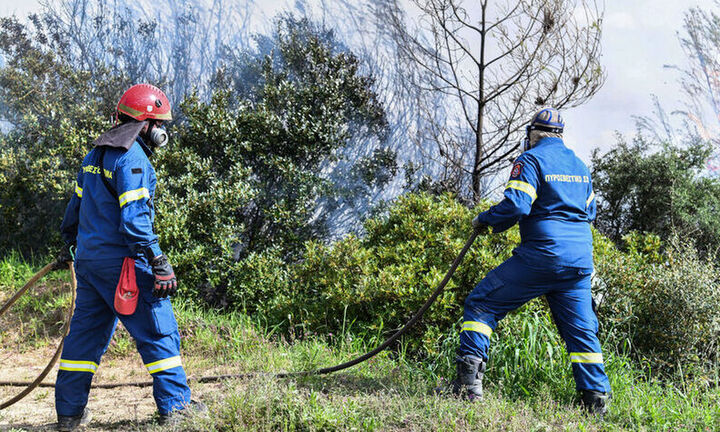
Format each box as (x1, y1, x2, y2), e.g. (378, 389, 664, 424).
(151, 255, 177, 298)
(52, 243, 76, 270)
(472, 215, 490, 235)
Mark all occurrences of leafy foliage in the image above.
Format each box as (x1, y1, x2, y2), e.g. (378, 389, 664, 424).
(0, 15, 394, 269)
(150, 17, 391, 303)
(595, 232, 720, 376)
(226, 193, 719, 379)
(0, 16, 128, 254)
(591, 135, 720, 254)
(265, 193, 515, 354)
(218, 16, 395, 234)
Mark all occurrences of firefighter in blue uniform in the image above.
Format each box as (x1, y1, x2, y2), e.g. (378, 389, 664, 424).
(449, 107, 611, 414)
(53, 84, 203, 431)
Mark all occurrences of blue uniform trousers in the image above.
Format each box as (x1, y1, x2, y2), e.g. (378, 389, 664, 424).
(459, 255, 611, 393)
(55, 258, 191, 416)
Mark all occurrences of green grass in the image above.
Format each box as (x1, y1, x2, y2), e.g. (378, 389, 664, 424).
(2, 255, 719, 431)
(0, 253, 72, 347)
(165, 300, 720, 432)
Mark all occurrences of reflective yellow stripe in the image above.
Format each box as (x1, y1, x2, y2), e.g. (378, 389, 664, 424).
(152, 111, 172, 120)
(117, 103, 171, 120)
(586, 191, 595, 207)
(460, 321, 493, 337)
(117, 103, 143, 117)
(59, 359, 98, 374)
(570, 352, 604, 364)
(506, 180, 537, 202)
(118, 187, 150, 207)
(145, 356, 183, 374)
(75, 184, 83, 198)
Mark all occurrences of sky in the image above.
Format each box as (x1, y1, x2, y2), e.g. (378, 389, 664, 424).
(0, 0, 715, 163)
(563, 0, 712, 161)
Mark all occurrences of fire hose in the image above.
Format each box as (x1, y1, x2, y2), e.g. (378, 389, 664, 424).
(0, 231, 479, 409)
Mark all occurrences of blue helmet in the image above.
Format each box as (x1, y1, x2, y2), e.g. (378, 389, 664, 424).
(523, 107, 564, 151)
(530, 107, 564, 133)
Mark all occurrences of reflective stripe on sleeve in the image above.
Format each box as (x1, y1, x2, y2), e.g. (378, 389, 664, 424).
(586, 191, 595, 207)
(59, 359, 98, 374)
(118, 187, 150, 208)
(75, 184, 83, 198)
(460, 321, 493, 337)
(145, 356, 183, 374)
(506, 180, 537, 202)
(570, 352, 604, 364)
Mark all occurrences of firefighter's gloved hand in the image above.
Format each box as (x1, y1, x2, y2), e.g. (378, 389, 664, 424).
(472, 215, 490, 235)
(151, 255, 177, 298)
(52, 243, 76, 271)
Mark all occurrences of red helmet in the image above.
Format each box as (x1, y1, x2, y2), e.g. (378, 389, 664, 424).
(116, 84, 172, 122)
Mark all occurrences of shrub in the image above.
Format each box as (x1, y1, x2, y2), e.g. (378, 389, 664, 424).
(591, 136, 720, 255)
(595, 232, 720, 377)
(265, 192, 520, 354)
(251, 193, 720, 380)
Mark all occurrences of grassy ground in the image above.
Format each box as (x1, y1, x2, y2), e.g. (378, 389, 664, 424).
(1, 257, 719, 431)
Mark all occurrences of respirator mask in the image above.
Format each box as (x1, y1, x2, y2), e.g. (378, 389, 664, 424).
(146, 122, 169, 147)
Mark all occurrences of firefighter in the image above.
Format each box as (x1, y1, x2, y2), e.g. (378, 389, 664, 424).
(53, 84, 204, 431)
(448, 107, 611, 415)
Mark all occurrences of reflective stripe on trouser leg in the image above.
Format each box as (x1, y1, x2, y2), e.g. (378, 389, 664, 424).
(570, 352, 603, 364)
(58, 359, 99, 374)
(459, 271, 505, 360)
(546, 278, 612, 393)
(146, 356, 183, 374)
(459, 319, 494, 361)
(460, 321, 493, 337)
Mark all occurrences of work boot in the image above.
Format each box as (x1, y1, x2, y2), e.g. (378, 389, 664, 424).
(440, 355, 485, 401)
(580, 390, 610, 416)
(56, 408, 91, 431)
(158, 400, 208, 426)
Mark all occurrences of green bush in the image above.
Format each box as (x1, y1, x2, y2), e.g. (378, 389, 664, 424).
(264, 193, 518, 353)
(236, 193, 720, 381)
(592, 136, 720, 255)
(595, 232, 720, 377)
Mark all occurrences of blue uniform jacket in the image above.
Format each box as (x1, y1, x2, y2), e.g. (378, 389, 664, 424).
(477, 137, 596, 269)
(60, 134, 163, 261)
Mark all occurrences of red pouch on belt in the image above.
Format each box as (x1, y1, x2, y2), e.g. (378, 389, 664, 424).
(114, 257, 138, 315)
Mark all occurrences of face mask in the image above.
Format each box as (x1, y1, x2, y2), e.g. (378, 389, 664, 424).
(145, 122, 169, 147)
(149, 126, 169, 147)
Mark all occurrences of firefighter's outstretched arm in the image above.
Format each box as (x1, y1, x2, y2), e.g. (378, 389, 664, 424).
(475, 154, 540, 233)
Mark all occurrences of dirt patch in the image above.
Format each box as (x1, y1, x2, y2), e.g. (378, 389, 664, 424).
(0, 345, 224, 431)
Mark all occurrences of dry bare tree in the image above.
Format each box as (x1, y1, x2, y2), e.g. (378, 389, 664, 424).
(674, 3, 720, 145)
(381, 0, 605, 202)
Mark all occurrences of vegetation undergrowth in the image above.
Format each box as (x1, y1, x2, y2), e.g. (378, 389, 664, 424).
(2, 260, 719, 431)
(0, 252, 72, 347)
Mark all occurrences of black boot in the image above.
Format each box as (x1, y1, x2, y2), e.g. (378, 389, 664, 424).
(450, 355, 486, 401)
(57, 408, 91, 431)
(581, 390, 609, 416)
